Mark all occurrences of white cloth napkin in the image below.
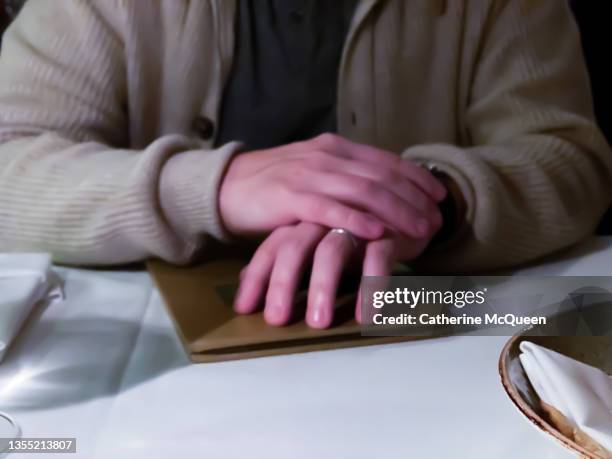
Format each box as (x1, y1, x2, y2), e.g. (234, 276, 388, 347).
(0, 253, 63, 362)
(519, 341, 612, 453)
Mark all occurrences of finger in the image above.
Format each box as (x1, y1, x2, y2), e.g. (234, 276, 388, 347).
(264, 223, 327, 326)
(356, 238, 397, 324)
(312, 133, 447, 202)
(298, 171, 440, 238)
(295, 194, 385, 240)
(308, 154, 439, 214)
(306, 230, 357, 329)
(234, 228, 289, 314)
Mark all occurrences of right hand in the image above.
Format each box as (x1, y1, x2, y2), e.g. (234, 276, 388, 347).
(219, 133, 446, 240)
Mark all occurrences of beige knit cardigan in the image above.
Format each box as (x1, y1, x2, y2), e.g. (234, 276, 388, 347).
(0, 0, 610, 272)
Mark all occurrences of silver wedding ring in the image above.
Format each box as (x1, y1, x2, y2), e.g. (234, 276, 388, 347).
(329, 228, 359, 248)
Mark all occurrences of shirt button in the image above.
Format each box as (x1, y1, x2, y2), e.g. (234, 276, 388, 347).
(192, 116, 214, 140)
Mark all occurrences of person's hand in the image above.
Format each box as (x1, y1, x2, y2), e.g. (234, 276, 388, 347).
(219, 133, 446, 241)
(234, 222, 431, 328)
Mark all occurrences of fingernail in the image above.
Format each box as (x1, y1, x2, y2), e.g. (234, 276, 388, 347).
(265, 303, 286, 325)
(311, 307, 329, 327)
(234, 285, 247, 312)
(310, 293, 332, 327)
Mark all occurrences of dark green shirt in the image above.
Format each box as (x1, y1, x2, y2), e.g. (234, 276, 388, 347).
(216, 0, 357, 150)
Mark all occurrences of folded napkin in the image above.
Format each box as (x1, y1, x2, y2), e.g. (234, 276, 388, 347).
(520, 341, 612, 457)
(0, 253, 63, 362)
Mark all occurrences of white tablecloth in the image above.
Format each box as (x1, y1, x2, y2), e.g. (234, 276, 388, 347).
(1, 237, 611, 459)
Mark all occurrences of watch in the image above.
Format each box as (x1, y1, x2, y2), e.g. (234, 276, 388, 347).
(419, 162, 467, 246)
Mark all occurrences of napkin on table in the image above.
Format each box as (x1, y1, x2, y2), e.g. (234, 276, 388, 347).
(0, 253, 63, 362)
(520, 341, 612, 457)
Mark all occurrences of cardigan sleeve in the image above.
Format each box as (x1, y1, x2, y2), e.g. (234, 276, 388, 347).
(403, 0, 612, 273)
(0, 0, 240, 265)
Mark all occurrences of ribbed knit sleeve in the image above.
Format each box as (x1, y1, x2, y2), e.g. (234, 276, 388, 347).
(403, 0, 612, 272)
(0, 0, 241, 265)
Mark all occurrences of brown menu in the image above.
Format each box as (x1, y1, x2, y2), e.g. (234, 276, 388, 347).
(147, 248, 415, 363)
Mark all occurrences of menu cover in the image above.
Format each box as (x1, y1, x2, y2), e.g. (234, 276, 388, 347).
(147, 245, 415, 363)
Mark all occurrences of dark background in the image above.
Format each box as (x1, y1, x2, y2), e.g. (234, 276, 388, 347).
(569, 1, 612, 233)
(0, 0, 610, 233)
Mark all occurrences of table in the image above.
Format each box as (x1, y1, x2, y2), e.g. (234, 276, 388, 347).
(1, 237, 611, 458)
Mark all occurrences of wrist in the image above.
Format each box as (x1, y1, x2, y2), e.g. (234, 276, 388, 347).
(160, 141, 242, 243)
(218, 150, 253, 238)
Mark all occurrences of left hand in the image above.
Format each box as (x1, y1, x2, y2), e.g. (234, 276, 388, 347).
(234, 222, 431, 328)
